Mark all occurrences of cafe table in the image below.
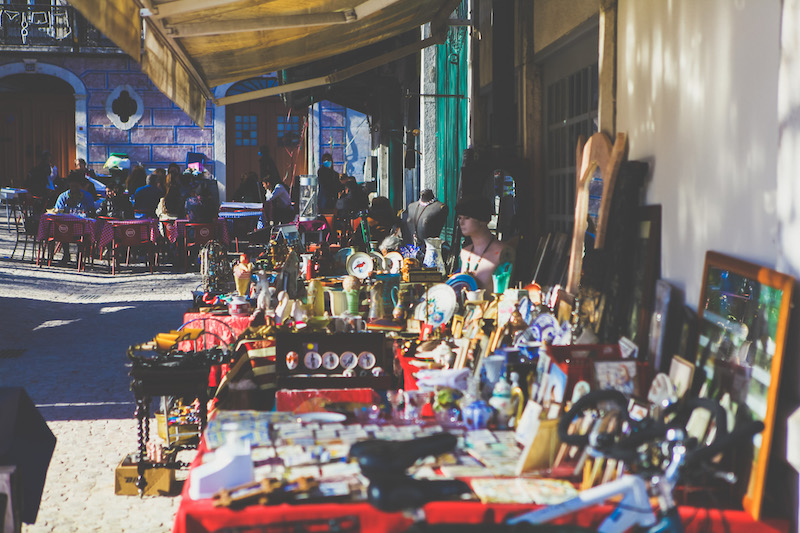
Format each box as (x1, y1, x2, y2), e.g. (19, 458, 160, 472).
(163, 218, 231, 246)
(1, 187, 26, 231)
(35, 212, 96, 265)
(94, 217, 159, 249)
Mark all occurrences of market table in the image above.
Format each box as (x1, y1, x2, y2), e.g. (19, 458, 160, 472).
(219, 202, 262, 212)
(179, 312, 252, 387)
(172, 437, 789, 533)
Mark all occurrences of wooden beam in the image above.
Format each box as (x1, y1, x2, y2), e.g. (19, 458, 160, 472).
(145, 0, 246, 19)
(215, 34, 441, 106)
(168, 0, 404, 37)
(169, 12, 350, 36)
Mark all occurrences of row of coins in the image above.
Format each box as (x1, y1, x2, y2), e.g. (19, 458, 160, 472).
(285, 350, 377, 371)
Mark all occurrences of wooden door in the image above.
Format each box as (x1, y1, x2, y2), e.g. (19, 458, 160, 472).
(0, 92, 75, 188)
(225, 97, 307, 200)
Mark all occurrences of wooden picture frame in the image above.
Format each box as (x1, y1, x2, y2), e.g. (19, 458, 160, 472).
(695, 251, 794, 520)
(668, 356, 694, 400)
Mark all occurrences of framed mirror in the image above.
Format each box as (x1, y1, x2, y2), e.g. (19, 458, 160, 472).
(695, 251, 794, 520)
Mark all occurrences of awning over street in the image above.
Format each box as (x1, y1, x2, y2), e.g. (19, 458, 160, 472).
(66, 0, 461, 126)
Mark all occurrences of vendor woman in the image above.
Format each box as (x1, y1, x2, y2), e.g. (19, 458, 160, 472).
(457, 195, 515, 291)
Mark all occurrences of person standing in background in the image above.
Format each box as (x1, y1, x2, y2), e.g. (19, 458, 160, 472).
(317, 153, 341, 212)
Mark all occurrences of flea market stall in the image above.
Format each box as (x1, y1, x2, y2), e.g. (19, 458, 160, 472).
(114, 132, 793, 533)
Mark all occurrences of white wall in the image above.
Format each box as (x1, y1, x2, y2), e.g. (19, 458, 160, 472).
(617, 0, 781, 306)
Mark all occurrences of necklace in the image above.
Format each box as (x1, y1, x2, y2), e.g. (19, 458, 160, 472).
(465, 237, 495, 272)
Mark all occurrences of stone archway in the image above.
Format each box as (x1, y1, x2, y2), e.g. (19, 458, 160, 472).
(0, 62, 88, 164)
(0, 64, 88, 186)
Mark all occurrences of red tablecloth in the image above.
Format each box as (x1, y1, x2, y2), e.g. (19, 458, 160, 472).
(164, 218, 231, 245)
(172, 438, 789, 533)
(36, 213, 95, 243)
(94, 218, 159, 249)
(180, 312, 252, 387)
(275, 388, 381, 412)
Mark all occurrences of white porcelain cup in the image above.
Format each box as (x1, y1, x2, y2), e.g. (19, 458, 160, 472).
(463, 288, 485, 302)
(326, 289, 348, 316)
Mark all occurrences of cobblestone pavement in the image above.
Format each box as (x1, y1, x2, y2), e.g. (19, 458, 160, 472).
(0, 214, 202, 532)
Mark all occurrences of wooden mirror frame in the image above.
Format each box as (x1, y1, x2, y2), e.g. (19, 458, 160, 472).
(566, 132, 627, 295)
(696, 251, 794, 520)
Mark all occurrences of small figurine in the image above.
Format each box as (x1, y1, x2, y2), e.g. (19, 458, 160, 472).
(253, 270, 275, 314)
(369, 281, 385, 320)
(489, 378, 513, 429)
(306, 279, 325, 317)
(233, 253, 253, 296)
(290, 300, 309, 323)
(342, 275, 361, 316)
(275, 291, 291, 324)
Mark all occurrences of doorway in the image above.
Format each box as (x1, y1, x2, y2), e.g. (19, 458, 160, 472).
(225, 96, 307, 200)
(0, 74, 76, 188)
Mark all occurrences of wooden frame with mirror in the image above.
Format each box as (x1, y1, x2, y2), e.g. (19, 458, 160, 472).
(695, 251, 794, 520)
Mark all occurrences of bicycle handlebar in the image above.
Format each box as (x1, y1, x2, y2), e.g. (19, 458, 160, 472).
(557, 391, 731, 464)
(683, 420, 763, 469)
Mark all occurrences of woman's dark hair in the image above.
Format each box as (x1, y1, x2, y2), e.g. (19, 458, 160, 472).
(167, 163, 181, 176)
(126, 165, 147, 194)
(369, 196, 396, 226)
(321, 153, 333, 162)
(164, 181, 184, 216)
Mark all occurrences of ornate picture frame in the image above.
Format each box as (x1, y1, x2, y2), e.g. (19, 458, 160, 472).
(695, 251, 794, 520)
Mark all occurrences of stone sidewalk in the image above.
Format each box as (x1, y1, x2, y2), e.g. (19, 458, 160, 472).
(0, 215, 202, 532)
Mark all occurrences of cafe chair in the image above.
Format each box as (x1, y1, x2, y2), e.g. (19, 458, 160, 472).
(11, 194, 41, 262)
(228, 216, 259, 254)
(46, 220, 89, 271)
(158, 220, 177, 265)
(109, 223, 157, 275)
(184, 222, 216, 271)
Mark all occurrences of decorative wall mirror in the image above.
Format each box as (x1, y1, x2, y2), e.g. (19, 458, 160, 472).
(565, 132, 627, 295)
(695, 251, 794, 520)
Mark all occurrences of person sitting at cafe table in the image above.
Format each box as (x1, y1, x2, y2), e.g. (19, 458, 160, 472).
(54, 171, 96, 215)
(156, 176, 186, 221)
(131, 173, 164, 218)
(51, 172, 97, 264)
(457, 194, 515, 291)
(262, 175, 294, 225)
(96, 183, 133, 220)
(185, 181, 219, 223)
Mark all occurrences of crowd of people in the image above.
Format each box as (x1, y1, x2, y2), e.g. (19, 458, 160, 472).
(23, 152, 222, 226)
(22, 148, 465, 263)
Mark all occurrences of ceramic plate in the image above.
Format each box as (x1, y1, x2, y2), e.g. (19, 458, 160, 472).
(446, 273, 479, 295)
(384, 251, 403, 274)
(340, 351, 358, 370)
(346, 252, 374, 279)
(531, 313, 560, 343)
(414, 283, 458, 328)
(296, 412, 347, 424)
